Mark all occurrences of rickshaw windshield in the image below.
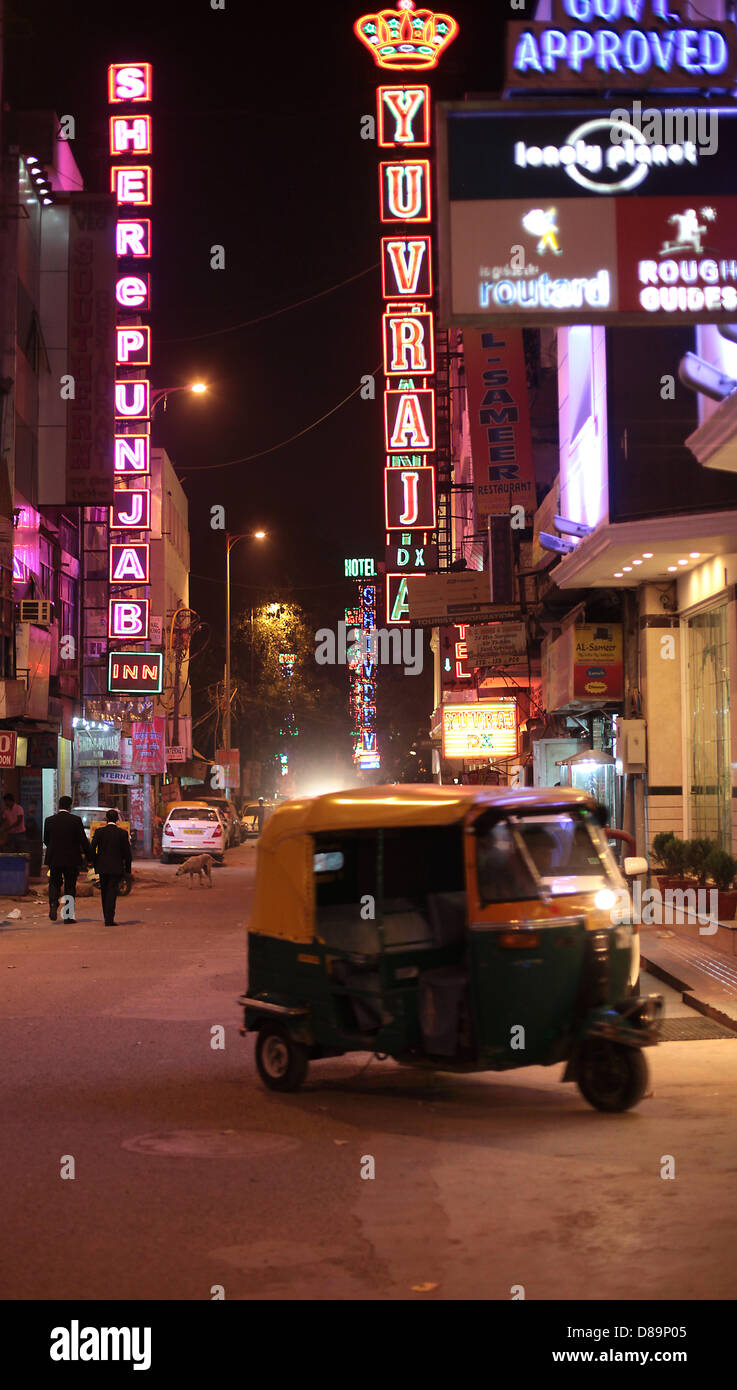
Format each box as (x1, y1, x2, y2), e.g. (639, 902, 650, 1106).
(509, 812, 623, 896)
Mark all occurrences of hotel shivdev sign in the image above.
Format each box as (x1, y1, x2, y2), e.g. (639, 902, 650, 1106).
(506, 2, 737, 93)
(437, 103, 737, 327)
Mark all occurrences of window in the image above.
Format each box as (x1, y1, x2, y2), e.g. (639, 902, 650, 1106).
(167, 807, 219, 823)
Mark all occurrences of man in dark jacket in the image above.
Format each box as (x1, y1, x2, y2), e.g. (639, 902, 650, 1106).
(90, 809, 132, 926)
(43, 795, 91, 922)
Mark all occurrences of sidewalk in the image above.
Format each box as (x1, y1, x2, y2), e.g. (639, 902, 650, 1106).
(640, 924, 737, 1035)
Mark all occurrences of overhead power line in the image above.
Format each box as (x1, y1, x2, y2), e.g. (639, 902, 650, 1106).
(176, 365, 381, 472)
(159, 263, 379, 344)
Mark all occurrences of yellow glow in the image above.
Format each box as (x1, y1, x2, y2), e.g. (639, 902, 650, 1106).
(594, 888, 617, 912)
(190, 382, 207, 394)
(254, 530, 266, 539)
(334, 795, 465, 808)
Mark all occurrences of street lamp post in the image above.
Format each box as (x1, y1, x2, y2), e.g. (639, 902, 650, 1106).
(224, 531, 266, 753)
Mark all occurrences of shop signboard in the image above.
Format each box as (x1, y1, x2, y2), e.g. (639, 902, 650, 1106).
(543, 622, 623, 708)
(0, 731, 17, 768)
(505, 3, 737, 95)
(74, 726, 121, 768)
(407, 570, 519, 627)
(99, 770, 139, 785)
(464, 328, 536, 518)
(438, 102, 737, 327)
(464, 622, 528, 669)
(442, 699, 518, 759)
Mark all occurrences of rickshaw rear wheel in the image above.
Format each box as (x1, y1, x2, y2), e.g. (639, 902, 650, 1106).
(255, 1023, 309, 1092)
(576, 1039, 648, 1113)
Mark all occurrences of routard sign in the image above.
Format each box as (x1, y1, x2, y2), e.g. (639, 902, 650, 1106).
(438, 103, 737, 326)
(506, 2, 737, 93)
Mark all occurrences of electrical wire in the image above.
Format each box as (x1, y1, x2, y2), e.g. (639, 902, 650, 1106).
(175, 366, 381, 471)
(159, 263, 379, 344)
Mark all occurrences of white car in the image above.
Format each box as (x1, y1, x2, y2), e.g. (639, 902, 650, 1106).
(161, 803, 226, 863)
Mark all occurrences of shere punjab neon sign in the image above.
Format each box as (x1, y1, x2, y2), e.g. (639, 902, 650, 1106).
(108, 61, 154, 661)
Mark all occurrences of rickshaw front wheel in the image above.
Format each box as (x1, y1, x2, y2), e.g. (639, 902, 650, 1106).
(576, 1039, 648, 1113)
(255, 1023, 309, 1092)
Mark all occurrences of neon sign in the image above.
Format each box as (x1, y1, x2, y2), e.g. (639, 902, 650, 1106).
(108, 598, 149, 640)
(110, 490, 151, 530)
(109, 543, 150, 584)
(108, 651, 163, 694)
(385, 465, 436, 528)
(382, 305, 434, 375)
(384, 388, 436, 451)
(377, 85, 429, 146)
(115, 435, 150, 475)
(380, 160, 431, 221)
(354, 3, 458, 72)
(115, 380, 150, 419)
(110, 165, 152, 205)
(116, 326, 150, 366)
(116, 220, 151, 257)
(442, 701, 518, 759)
(108, 63, 153, 103)
(110, 115, 152, 155)
(381, 237, 432, 296)
(506, 3, 737, 92)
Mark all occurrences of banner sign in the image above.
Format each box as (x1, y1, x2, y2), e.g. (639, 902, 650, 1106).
(442, 699, 518, 759)
(573, 623, 623, 700)
(439, 103, 737, 326)
(131, 716, 166, 774)
(464, 329, 536, 518)
(99, 770, 139, 785)
(407, 571, 510, 626)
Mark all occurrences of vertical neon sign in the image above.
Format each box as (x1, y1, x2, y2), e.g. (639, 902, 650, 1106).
(107, 63, 153, 659)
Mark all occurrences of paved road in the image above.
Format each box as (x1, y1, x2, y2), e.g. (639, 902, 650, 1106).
(1, 845, 736, 1301)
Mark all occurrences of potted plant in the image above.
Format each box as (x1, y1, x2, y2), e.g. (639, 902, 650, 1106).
(705, 847, 737, 920)
(684, 837, 715, 889)
(652, 831, 676, 890)
(660, 836, 689, 890)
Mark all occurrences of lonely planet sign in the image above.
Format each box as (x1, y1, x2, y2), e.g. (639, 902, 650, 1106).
(506, 1, 737, 93)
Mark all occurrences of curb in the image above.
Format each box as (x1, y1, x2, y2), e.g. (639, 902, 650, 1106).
(641, 952, 737, 1037)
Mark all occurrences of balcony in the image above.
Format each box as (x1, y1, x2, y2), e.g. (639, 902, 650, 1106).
(685, 391, 737, 475)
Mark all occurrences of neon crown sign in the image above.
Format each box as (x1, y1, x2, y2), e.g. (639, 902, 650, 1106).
(354, 0, 458, 70)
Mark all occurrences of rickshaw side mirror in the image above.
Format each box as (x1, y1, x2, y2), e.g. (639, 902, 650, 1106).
(624, 856, 648, 877)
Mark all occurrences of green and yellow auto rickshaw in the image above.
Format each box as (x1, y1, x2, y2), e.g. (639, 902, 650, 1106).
(239, 785, 662, 1111)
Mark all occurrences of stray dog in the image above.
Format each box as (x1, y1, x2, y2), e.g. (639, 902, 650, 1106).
(175, 853, 214, 888)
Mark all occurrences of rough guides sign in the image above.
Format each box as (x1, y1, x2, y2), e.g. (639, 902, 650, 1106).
(506, 2, 737, 93)
(464, 330, 536, 517)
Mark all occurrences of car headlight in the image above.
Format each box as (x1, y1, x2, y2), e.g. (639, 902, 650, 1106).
(594, 888, 617, 912)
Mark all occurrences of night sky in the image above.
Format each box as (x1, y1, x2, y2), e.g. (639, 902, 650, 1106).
(5, 0, 510, 763)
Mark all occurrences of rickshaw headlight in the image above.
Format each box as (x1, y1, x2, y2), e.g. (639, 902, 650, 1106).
(594, 888, 617, 913)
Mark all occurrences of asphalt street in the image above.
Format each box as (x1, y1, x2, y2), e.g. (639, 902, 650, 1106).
(1, 844, 736, 1302)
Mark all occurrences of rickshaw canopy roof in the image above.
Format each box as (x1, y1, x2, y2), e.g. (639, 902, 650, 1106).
(258, 784, 594, 848)
(251, 786, 596, 942)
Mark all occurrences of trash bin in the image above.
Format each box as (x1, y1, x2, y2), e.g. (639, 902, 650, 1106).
(0, 853, 30, 896)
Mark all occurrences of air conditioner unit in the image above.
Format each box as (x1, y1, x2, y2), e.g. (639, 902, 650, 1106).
(19, 599, 52, 625)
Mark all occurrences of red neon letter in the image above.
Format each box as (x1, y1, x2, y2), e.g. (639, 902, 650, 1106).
(379, 88, 428, 146)
(116, 221, 151, 257)
(108, 63, 153, 103)
(111, 166, 152, 205)
(110, 116, 152, 155)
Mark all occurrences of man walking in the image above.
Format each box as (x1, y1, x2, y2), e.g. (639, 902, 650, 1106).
(43, 796, 90, 922)
(90, 809, 132, 926)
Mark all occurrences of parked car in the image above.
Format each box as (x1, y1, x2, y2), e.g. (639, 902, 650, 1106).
(72, 806, 131, 838)
(193, 795, 243, 847)
(161, 803, 226, 863)
(241, 800, 273, 837)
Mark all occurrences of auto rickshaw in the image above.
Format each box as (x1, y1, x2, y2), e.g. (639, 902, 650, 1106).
(239, 786, 662, 1111)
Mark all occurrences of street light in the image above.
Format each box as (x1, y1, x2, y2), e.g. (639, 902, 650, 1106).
(150, 382, 208, 416)
(225, 530, 267, 752)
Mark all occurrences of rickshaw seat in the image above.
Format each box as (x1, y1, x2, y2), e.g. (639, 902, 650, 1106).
(425, 891, 467, 948)
(316, 905, 434, 954)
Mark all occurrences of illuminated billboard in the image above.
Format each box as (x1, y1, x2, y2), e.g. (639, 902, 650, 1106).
(441, 700, 518, 759)
(108, 651, 163, 694)
(437, 103, 737, 326)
